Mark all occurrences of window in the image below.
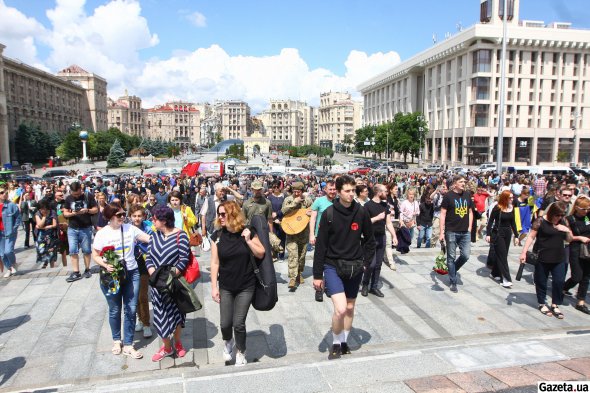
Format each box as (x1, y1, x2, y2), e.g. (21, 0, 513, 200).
(473, 77, 490, 100)
(472, 104, 489, 127)
(473, 50, 492, 73)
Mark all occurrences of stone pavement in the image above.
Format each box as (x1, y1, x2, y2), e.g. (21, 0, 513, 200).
(1, 230, 590, 392)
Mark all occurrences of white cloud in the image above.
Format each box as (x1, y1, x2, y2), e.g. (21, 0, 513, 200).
(0, 0, 47, 63)
(186, 11, 207, 27)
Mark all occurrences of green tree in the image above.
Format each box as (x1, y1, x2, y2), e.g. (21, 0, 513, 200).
(391, 112, 428, 162)
(556, 151, 570, 162)
(167, 145, 180, 158)
(55, 130, 83, 160)
(227, 143, 244, 158)
(107, 138, 126, 168)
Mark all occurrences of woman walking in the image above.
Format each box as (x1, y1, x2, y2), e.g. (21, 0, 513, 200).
(168, 190, 197, 234)
(563, 196, 590, 314)
(210, 201, 265, 366)
(92, 202, 150, 359)
(486, 190, 519, 287)
(400, 188, 419, 244)
(146, 206, 190, 362)
(520, 202, 589, 319)
(34, 199, 58, 268)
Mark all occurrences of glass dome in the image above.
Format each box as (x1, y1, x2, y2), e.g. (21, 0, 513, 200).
(208, 139, 244, 154)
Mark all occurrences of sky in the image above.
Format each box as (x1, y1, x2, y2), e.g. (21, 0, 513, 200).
(1, 0, 589, 113)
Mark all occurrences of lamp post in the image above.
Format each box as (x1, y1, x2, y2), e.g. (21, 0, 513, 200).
(571, 110, 582, 165)
(496, 0, 509, 172)
(246, 145, 250, 163)
(417, 115, 425, 168)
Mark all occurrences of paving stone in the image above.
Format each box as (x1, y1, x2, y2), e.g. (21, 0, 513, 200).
(11, 282, 50, 305)
(486, 367, 542, 387)
(28, 296, 62, 322)
(53, 343, 95, 380)
(405, 375, 465, 393)
(523, 362, 584, 381)
(559, 358, 590, 377)
(446, 370, 509, 392)
(0, 303, 33, 328)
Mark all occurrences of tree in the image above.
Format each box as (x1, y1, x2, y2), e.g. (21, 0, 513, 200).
(55, 130, 83, 161)
(167, 145, 180, 158)
(107, 138, 126, 168)
(14, 124, 57, 163)
(556, 151, 570, 162)
(391, 112, 428, 162)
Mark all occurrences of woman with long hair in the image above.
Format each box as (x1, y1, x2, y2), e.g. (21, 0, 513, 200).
(486, 190, 519, 287)
(520, 202, 589, 319)
(400, 187, 420, 244)
(146, 206, 190, 362)
(563, 196, 590, 314)
(95, 192, 109, 230)
(92, 202, 150, 359)
(168, 190, 197, 234)
(34, 199, 58, 268)
(210, 200, 265, 366)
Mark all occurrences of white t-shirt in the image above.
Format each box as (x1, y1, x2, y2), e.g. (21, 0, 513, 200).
(92, 223, 147, 270)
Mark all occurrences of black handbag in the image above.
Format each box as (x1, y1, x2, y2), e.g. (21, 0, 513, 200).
(330, 258, 364, 279)
(245, 216, 278, 311)
(526, 251, 539, 266)
(580, 243, 590, 260)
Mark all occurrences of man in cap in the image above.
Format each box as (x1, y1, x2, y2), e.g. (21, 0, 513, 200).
(281, 182, 313, 289)
(242, 180, 273, 230)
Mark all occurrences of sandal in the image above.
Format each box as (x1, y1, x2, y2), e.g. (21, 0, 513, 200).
(550, 305, 565, 320)
(111, 340, 122, 355)
(538, 304, 553, 316)
(122, 345, 143, 359)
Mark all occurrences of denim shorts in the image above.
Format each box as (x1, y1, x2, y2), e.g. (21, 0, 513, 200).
(324, 264, 363, 299)
(67, 226, 93, 255)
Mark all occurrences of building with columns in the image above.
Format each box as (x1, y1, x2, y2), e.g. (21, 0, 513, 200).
(358, 0, 590, 166)
(317, 92, 363, 151)
(258, 99, 315, 147)
(107, 91, 144, 137)
(213, 100, 252, 141)
(145, 101, 200, 150)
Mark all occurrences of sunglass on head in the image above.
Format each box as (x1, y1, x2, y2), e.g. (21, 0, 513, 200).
(115, 212, 127, 218)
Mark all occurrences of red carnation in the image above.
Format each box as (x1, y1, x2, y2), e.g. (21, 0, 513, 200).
(351, 223, 359, 231)
(100, 245, 115, 256)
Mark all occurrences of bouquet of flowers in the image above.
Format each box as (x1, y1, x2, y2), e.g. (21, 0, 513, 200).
(432, 252, 448, 275)
(100, 246, 126, 295)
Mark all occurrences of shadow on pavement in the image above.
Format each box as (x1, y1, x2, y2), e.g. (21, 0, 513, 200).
(429, 271, 445, 291)
(0, 315, 31, 336)
(0, 356, 25, 386)
(506, 292, 539, 310)
(247, 324, 287, 362)
(318, 327, 372, 353)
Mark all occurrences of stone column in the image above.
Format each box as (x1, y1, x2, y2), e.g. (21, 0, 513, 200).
(509, 135, 516, 164)
(531, 135, 538, 166)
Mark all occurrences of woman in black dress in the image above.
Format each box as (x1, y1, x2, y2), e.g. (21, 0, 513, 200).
(210, 200, 265, 367)
(520, 202, 589, 319)
(486, 190, 519, 287)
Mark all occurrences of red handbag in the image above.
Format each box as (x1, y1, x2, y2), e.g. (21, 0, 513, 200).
(176, 233, 201, 284)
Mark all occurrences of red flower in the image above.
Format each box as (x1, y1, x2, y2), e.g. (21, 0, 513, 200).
(351, 223, 359, 231)
(100, 246, 115, 256)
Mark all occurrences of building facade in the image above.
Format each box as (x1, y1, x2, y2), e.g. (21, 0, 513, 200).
(215, 100, 252, 141)
(56, 65, 108, 133)
(317, 92, 363, 151)
(107, 91, 144, 137)
(146, 101, 200, 150)
(358, 0, 590, 166)
(0, 44, 108, 164)
(258, 100, 315, 147)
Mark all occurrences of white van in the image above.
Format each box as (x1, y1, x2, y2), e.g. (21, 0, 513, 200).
(529, 166, 575, 177)
(286, 167, 310, 176)
(477, 163, 497, 172)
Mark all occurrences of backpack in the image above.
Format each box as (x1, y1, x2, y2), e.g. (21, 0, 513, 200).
(246, 215, 278, 311)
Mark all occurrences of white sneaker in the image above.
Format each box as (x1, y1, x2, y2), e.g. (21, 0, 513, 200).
(135, 321, 143, 332)
(235, 351, 247, 367)
(223, 339, 234, 361)
(501, 281, 513, 288)
(10, 266, 16, 274)
(3, 271, 11, 278)
(143, 326, 153, 338)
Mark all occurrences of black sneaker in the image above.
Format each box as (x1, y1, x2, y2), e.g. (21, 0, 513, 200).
(341, 342, 351, 355)
(564, 290, 573, 297)
(575, 304, 590, 315)
(328, 344, 341, 360)
(450, 284, 458, 293)
(66, 272, 82, 283)
(369, 288, 384, 298)
(83, 269, 92, 279)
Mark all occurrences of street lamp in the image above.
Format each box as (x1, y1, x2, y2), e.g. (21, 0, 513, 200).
(417, 115, 425, 168)
(245, 145, 250, 163)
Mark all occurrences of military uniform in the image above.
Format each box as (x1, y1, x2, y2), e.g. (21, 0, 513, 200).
(242, 197, 272, 225)
(281, 186, 313, 288)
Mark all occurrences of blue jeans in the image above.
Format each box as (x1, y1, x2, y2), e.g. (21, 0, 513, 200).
(445, 231, 471, 285)
(362, 234, 385, 289)
(417, 225, 432, 248)
(67, 226, 92, 255)
(0, 232, 17, 269)
(534, 261, 567, 306)
(100, 268, 140, 345)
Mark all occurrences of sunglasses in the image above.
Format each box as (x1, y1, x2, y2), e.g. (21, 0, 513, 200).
(218, 212, 226, 218)
(0, 191, 5, 195)
(562, 194, 572, 197)
(115, 212, 127, 218)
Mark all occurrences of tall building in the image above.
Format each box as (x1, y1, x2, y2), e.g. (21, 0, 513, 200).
(107, 91, 144, 137)
(358, 0, 590, 166)
(215, 100, 252, 140)
(0, 43, 107, 164)
(57, 65, 108, 132)
(146, 101, 200, 150)
(258, 100, 315, 147)
(317, 92, 363, 150)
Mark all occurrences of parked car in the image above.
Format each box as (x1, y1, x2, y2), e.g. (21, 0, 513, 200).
(286, 167, 310, 176)
(450, 166, 467, 174)
(392, 161, 409, 169)
(312, 170, 328, 178)
(158, 168, 180, 178)
(348, 167, 372, 175)
(15, 175, 41, 183)
(42, 169, 71, 179)
(376, 165, 395, 174)
(240, 170, 265, 176)
(477, 163, 497, 172)
(571, 167, 590, 176)
(424, 164, 443, 173)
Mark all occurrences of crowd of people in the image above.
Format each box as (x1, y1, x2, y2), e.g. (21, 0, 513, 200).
(1, 161, 589, 363)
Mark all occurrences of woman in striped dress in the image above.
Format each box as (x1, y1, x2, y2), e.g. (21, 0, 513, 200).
(145, 206, 190, 362)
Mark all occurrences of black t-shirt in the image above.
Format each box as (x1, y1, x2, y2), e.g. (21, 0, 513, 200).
(441, 190, 472, 232)
(211, 226, 257, 291)
(364, 199, 389, 236)
(64, 193, 97, 229)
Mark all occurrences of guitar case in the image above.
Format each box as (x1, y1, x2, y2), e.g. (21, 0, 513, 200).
(249, 215, 278, 311)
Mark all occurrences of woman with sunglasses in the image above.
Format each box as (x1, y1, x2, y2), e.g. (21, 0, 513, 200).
(520, 202, 589, 319)
(92, 202, 150, 359)
(563, 196, 590, 314)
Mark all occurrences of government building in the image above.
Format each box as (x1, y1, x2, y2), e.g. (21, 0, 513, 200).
(358, 0, 590, 166)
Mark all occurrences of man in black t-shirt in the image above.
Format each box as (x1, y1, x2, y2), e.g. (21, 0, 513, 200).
(63, 182, 98, 282)
(361, 184, 398, 297)
(439, 175, 473, 293)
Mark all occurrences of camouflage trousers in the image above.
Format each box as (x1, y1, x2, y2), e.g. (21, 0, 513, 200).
(286, 229, 309, 279)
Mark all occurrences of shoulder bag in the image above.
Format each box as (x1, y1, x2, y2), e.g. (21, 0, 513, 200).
(182, 206, 203, 247)
(176, 232, 201, 284)
(567, 216, 590, 260)
(245, 216, 278, 311)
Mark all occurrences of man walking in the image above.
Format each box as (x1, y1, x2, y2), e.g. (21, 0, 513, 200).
(242, 181, 273, 229)
(309, 180, 337, 246)
(361, 184, 398, 297)
(313, 175, 375, 359)
(439, 175, 473, 293)
(63, 182, 98, 282)
(282, 182, 313, 289)
(0, 186, 22, 277)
